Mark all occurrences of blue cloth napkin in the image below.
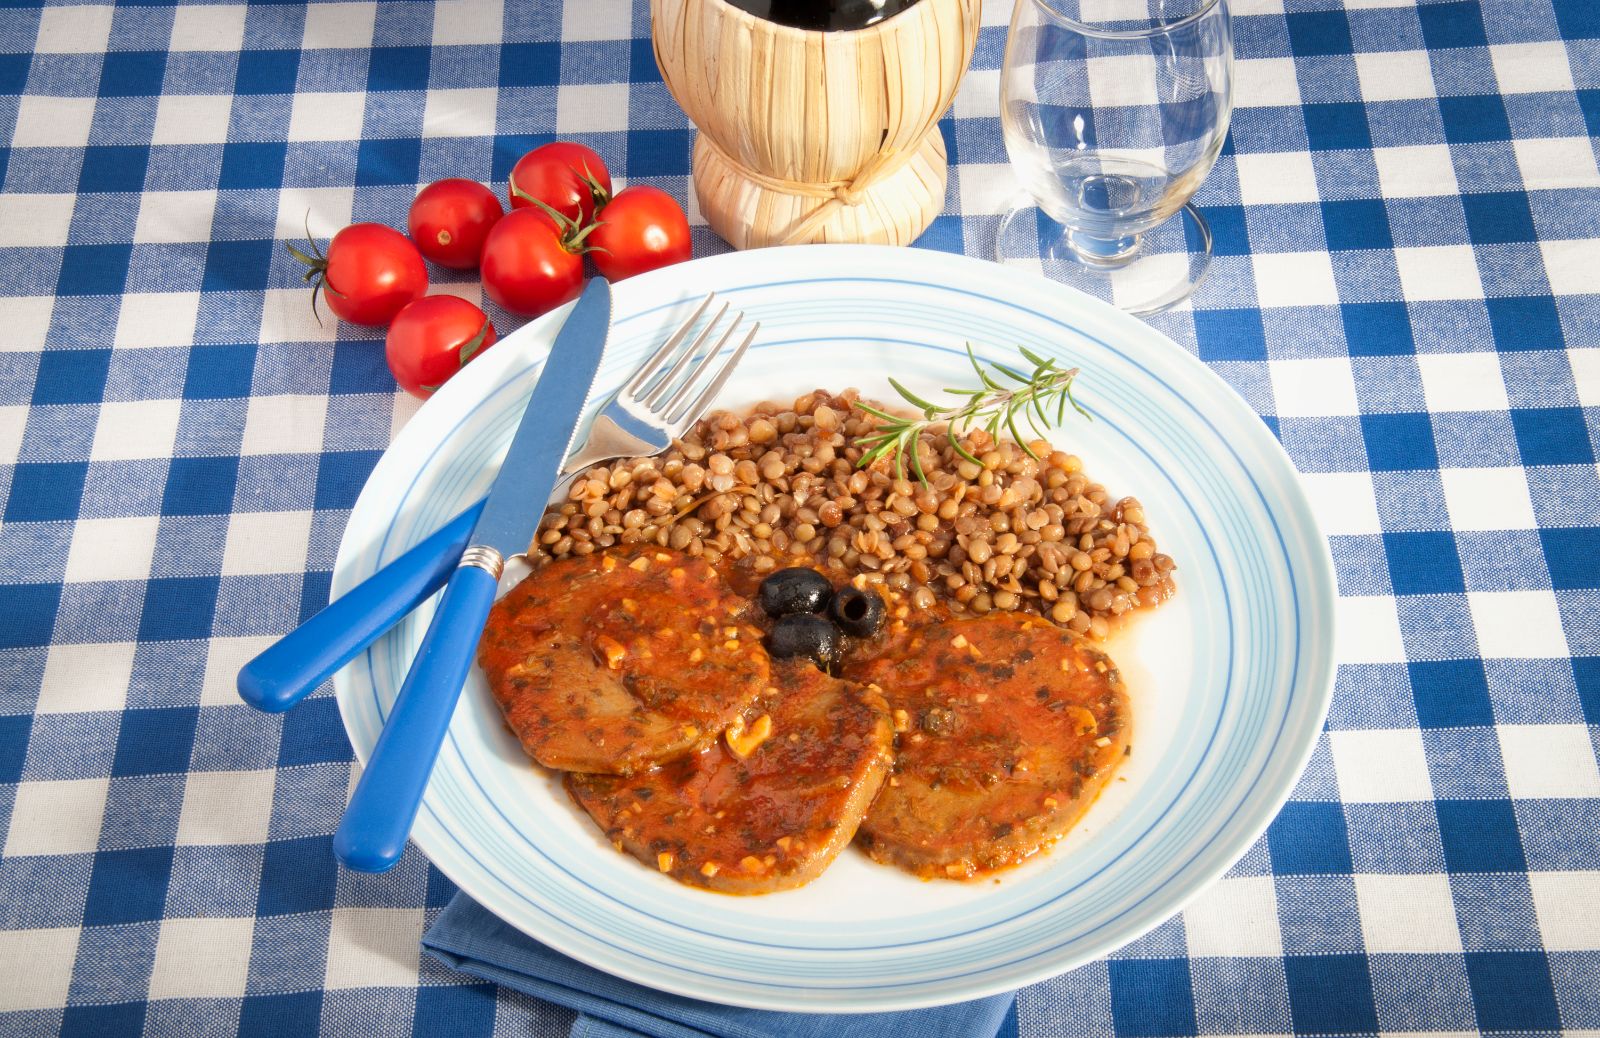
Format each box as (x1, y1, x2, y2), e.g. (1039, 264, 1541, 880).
(423, 894, 1016, 1038)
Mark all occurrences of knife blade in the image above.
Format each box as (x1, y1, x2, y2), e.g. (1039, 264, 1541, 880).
(467, 278, 612, 559)
(333, 279, 613, 873)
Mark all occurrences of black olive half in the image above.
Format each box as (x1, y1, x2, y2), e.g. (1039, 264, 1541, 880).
(766, 614, 841, 671)
(829, 586, 886, 637)
(757, 567, 833, 617)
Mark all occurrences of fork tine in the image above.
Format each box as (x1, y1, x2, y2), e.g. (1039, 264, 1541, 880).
(668, 320, 759, 427)
(622, 292, 714, 397)
(658, 311, 743, 418)
(640, 301, 730, 408)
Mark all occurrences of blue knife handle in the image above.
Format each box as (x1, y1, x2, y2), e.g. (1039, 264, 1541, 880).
(333, 558, 500, 873)
(236, 500, 485, 713)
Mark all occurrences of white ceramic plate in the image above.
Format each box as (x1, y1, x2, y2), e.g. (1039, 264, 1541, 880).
(333, 245, 1335, 1013)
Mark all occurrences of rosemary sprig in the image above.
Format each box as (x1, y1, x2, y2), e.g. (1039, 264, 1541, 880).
(853, 344, 1091, 481)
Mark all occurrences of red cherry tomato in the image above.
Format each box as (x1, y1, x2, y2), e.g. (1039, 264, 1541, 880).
(287, 223, 427, 326)
(385, 296, 498, 398)
(407, 179, 504, 269)
(588, 186, 691, 282)
(508, 142, 612, 225)
(479, 208, 586, 317)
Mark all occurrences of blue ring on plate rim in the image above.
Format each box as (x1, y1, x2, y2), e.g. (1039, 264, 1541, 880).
(351, 274, 1311, 988)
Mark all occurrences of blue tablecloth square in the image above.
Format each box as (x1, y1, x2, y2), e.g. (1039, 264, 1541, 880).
(98, 50, 167, 98)
(0, 715, 33, 784)
(256, 835, 339, 917)
(1537, 526, 1600, 589)
(1284, 10, 1353, 57)
(1303, 101, 1371, 153)
(1465, 951, 1564, 1030)
(1341, 301, 1415, 356)
(1383, 530, 1468, 595)
(311, 448, 383, 509)
(137, 576, 221, 642)
(82, 846, 174, 926)
(1284, 954, 1380, 1034)
(32, 351, 112, 407)
(60, 1003, 147, 1038)
(239, 991, 324, 1038)
(1266, 801, 1354, 875)
(1511, 406, 1595, 465)
(1105, 960, 1197, 1038)
(1410, 658, 1495, 728)
(4, 464, 85, 522)
(1574, 656, 1600, 722)
(1419, 1, 1490, 49)
(499, 41, 563, 89)
(277, 699, 355, 768)
(1436, 798, 1529, 872)
(110, 706, 199, 777)
(1361, 412, 1440, 472)
(1440, 94, 1515, 144)
(1321, 198, 1393, 252)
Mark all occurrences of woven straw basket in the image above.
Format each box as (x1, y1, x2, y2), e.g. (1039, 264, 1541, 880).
(651, 0, 983, 249)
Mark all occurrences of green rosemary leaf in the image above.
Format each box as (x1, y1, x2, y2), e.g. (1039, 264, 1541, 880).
(991, 361, 1032, 385)
(966, 344, 1005, 392)
(1004, 402, 1034, 458)
(1031, 391, 1050, 430)
(860, 439, 896, 466)
(887, 377, 940, 414)
(1025, 405, 1046, 442)
(1018, 345, 1052, 369)
(1065, 379, 1091, 421)
(854, 402, 901, 422)
(852, 347, 1089, 483)
(909, 439, 928, 483)
(947, 423, 981, 466)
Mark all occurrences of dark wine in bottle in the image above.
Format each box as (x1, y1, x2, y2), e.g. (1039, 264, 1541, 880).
(721, 0, 923, 31)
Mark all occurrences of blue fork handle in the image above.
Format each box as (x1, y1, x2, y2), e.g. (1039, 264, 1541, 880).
(236, 499, 485, 713)
(333, 559, 500, 873)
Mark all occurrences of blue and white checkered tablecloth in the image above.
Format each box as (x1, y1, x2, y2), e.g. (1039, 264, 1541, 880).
(1, 0, 1596, 1034)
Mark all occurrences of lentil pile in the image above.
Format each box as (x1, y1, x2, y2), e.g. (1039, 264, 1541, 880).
(532, 389, 1176, 639)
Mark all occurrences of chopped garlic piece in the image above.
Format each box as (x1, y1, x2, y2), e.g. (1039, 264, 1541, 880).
(595, 635, 626, 669)
(726, 713, 773, 758)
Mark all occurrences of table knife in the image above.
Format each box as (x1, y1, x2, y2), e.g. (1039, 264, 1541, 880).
(333, 278, 613, 873)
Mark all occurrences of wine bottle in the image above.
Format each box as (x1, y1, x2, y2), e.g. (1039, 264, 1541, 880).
(721, 0, 923, 31)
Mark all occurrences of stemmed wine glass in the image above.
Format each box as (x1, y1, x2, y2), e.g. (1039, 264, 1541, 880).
(997, 0, 1233, 315)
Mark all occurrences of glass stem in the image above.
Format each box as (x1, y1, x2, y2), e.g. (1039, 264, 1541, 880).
(1066, 230, 1142, 269)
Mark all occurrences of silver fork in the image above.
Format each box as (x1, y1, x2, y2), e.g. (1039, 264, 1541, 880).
(236, 293, 757, 714)
(553, 292, 757, 497)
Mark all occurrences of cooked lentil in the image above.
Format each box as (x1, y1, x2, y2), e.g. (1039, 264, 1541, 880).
(530, 389, 1176, 638)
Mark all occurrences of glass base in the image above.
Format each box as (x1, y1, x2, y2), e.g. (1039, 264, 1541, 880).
(994, 199, 1213, 317)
